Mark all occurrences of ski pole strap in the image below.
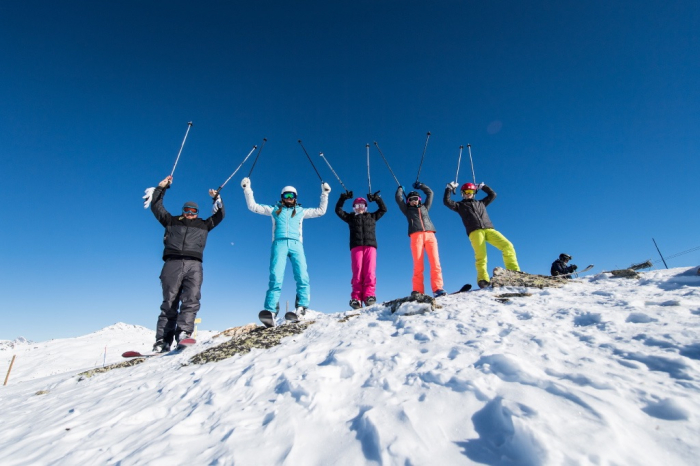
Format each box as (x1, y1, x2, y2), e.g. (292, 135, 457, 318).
(247, 138, 267, 178)
(373, 141, 401, 187)
(415, 131, 431, 183)
(298, 140, 323, 182)
(170, 122, 193, 177)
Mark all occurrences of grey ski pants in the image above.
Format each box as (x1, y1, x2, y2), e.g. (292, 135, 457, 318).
(155, 258, 203, 343)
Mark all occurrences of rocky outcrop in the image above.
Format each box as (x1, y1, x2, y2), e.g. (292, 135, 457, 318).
(609, 269, 640, 279)
(77, 358, 146, 380)
(382, 293, 442, 314)
(189, 322, 314, 365)
(490, 267, 568, 289)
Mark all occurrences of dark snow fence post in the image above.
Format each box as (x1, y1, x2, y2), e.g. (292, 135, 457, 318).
(4, 355, 16, 386)
(652, 238, 669, 269)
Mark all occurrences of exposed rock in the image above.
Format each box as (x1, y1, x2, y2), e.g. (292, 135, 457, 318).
(189, 322, 314, 365)
(609, 269, 640, 279)
(382, 293, 442, 314)
(629, 260, 653, 271)
(338, 313, 361, 323)
(494, 292, 533, 303)
(77, 358, 146, 380)
(212, 323, 259, 339)
(35, 390, 49, 396)
(490, 267, 567, 289)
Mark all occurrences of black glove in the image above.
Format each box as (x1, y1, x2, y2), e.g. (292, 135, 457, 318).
(572, 264, 578, 271)
(340, 191, 353, 200)
(413, 181, 423, 189)
(367, 191, 381, 202)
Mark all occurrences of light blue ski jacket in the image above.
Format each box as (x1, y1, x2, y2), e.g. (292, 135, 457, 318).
(244, 187, 328, 242)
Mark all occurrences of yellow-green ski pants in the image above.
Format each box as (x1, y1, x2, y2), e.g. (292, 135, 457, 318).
(468, 228, 520, 282)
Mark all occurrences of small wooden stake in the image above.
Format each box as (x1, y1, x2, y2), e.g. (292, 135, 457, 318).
(193, 318, 202, 339)
(4, 355, 16, 386)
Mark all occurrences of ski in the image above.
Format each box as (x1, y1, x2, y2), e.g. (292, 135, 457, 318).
(555, 264, 594, 278)
(259, 310, 277, 328)
(121, 338, 196, 358)
(284, 311, 300, 323)
(449, 283, 473, 295)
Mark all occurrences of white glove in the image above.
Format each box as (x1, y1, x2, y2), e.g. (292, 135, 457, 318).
(322, 182, 331, 193)
(212, 196, 223, 214)
(143, 187, 155, 209)
(477, 182, 485, 190)
(447, 182, 458, 190)
(241, 177, 251, 189)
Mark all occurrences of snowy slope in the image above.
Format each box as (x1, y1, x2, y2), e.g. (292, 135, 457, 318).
(1, 267, 699, 465)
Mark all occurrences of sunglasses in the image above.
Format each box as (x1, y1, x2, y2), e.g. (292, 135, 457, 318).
(183, 207, 198, 214)
(282, 192, 297, 200)
(461, 189, 475, 195)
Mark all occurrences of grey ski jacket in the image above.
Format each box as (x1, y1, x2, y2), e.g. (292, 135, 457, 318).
(151, 186, 225, 261)
(395, 184, 437, 236)
(443, 185, 496, 236)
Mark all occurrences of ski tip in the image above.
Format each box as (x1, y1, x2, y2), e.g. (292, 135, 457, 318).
(178, 338, 196, 347)
(122, 351, 144, 358)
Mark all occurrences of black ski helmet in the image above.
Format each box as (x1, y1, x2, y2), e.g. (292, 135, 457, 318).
(406, 191, 421, 204)
(559, 253, 572, 261)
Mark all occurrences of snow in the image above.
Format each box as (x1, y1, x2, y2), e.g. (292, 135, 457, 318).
(1, 267, 699, 465)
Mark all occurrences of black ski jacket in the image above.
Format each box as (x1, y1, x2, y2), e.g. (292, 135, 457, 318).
(395, 185, 437, 236)
(551, 259, 576, 278)
(335, 195, 387, 249)
(443, 185, 496, 236)
(151, 186, 225, 261)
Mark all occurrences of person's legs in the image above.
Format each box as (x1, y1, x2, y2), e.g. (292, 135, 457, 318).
(484, 229, 520, 271)
(264, 240, 288, 313)
(289, 239, 310, 308)
(410, 232, 426, 293)
(176, 260, 203, 335)
(156, 259, 185, 344)
(469, 230, 489, 282)
(362, 246, 377, 300)
(350, 246, 364, 300)
(424, 232, 444, 292)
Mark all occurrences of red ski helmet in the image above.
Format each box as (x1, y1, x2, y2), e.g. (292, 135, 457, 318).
(461, 182, 477, 192)
(352, 197, 368, 206)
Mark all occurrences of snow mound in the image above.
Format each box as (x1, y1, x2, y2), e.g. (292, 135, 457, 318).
(1, 267, 699, 464)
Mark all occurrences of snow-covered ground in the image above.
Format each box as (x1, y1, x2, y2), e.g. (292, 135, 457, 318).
(1, 267, 699, 465)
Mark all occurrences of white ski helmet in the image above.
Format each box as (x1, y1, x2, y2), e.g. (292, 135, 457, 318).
(281, 186, 297, 197)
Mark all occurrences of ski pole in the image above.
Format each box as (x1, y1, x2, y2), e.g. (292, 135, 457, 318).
(247, 138, 268, 178)
(319, 152, 349, 192)
(170, 122, 193, 177)
(297, 140, 324, 182)
(373, 141, 401, 187)
(366, 143, 372, 194)
(453, 145, 464, 193)
(467, 144, 476, 186)
(212, 144, 257, 200)
(415, 131, 431, 183)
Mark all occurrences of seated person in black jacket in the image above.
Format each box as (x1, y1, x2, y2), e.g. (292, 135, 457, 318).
(551, 253, 577, 278)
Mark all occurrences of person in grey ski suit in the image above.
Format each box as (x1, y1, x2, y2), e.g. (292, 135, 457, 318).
(150, 176, 224, 352)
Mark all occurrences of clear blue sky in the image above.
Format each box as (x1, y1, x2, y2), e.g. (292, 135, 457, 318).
(2, 1, 698, 341)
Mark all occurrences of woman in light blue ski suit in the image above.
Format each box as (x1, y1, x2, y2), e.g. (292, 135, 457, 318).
(241, 177, 330, 315)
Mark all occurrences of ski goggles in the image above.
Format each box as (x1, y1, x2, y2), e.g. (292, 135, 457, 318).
(461, 189, 475, 195)
(282, 192, 297, 200)
(407, 196, 421, 203)
(183, 207, 198, 214)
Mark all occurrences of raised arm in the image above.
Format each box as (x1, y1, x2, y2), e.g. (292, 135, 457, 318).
(205, 189, 225, 230)
(416, 182, 433, 209)
(371, 195, 387, 221)
(151, 177, 173, 226)
(303, 182, 331, 219)
(395, 186, 408, 215)
(480, 184, 496, 207)
(335, 191, 351, 222)
(241, 177, 273, 216)
(443, 184, 458, 212)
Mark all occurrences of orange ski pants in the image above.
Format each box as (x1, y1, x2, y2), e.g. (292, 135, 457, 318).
(409, 231, 444, 294)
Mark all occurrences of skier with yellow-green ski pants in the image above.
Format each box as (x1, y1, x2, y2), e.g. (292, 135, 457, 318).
(444, 182, 520, 288)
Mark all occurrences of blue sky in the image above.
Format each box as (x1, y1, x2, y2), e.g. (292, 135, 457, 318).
(2, 1, 699, 341)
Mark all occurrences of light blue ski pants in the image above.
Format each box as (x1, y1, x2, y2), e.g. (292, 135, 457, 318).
(265, 239, 310, 312)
